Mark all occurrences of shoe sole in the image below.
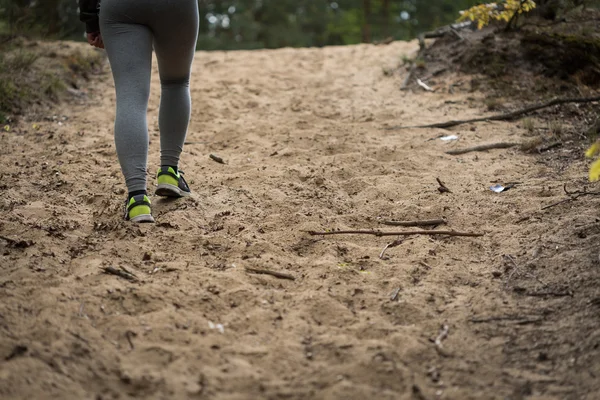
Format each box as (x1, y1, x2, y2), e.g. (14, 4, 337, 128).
(130, 214, 155, 223)
(155, 183, 191, 198)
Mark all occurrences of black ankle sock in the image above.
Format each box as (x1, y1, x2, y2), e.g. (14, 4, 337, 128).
(162, 165, 178, 174)
(128, 190, 147, 200)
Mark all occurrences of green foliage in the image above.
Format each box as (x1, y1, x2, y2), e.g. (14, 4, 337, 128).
(42, 72, 66, 99)
(1, 1, 596, 49)
(0, 40, 102, 117)
(7, 50, 38, 71)
(458, 0, 537, 29)
(0, 0, 486, 49)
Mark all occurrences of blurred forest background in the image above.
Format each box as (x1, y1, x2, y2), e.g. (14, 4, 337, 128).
(0, 0, 484, 49)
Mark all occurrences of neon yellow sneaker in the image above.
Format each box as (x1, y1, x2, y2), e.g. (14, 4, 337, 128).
(155, 167, 191, 198)
(124, 195, 155, 223)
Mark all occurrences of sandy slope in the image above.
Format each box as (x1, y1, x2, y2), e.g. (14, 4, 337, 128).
(0, 40, 598, 400)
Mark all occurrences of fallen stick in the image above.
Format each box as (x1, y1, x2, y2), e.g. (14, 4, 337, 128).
(386, 95, 600, 130)
(541, 197, 575, 210)
(102, 266, 138, 282)
(503, 255, 522, 289)
(469, 315, 544, 324)
(125, 331, 136, 350)
(245, 267, 295, 281)
(446, 142, 518, 155)
(381, 219, 446, 227)
(400, 64, 416, 91)
(379, 239, 403, 259)
(419, 261, 432, 270)
(541, 183, 600, 210)
(308, 230, 484, 237)
(422, 21, 474, 39)
(522, 290, 573, 298)
(209, 154, 226, 164)
(436, 177, 451, 193)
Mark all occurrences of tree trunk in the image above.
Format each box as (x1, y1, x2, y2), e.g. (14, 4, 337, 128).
(35, 0, 61, 35)
(382, 0, 390, 37)
(362, 0, 371, 43)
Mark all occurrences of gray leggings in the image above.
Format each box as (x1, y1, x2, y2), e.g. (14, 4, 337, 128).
(99, 0, 199, 193)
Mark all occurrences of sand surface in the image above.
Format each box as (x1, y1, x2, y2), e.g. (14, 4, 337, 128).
(1, 41, 599, 399)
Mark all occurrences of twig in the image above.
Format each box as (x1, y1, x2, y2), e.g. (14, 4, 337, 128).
(504, 255, 547, 288)
(102, 266, 138, 282)
(125, 330, 136, 350)
(436, 177, 451, 193)
(450, 28, 466, 42)
(446, 142, 518, 155)
(417, 79, 434, 92)
(541, 183, 600, 210)
(419, 261, 432, 270)
(469, 315, 544, 324)
(522, 290, 573, 298)
(390, 288, 401, 301)
(504, 3, 521, 31)
(386, 95, 600, 130)
(379, 239, 403, 259)
(563, 184, 600, 197)
(541, 198, 575, 210)
(434, 324, 449, 349)
(245, 267, 295, 281)
(504, 255, 522, 288)
(422, 21, 474, 38)
(68, 330, 90, 345)
(381, 219, 446, 227)
(308, 230, 484, 237)
(537, 141, 562, 152)
(209, 154, 226, 164)
(400, 64, 416, 91)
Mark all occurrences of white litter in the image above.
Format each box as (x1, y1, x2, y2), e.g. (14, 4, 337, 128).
(208, 321, 225, 334)
(490, 184, 506, 193)
(417, 79, 435, 92)
(440, 135, 459, 141)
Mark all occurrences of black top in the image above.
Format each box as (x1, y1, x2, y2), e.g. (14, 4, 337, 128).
(79, 0, 100, 33)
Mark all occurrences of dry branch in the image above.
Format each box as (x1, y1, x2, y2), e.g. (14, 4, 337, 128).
(245, 267, 295, 281)
(436, 177, 451, 193)
(102, 266, 138, 282)
(379, 239, 404, 259)
(308, 230, 483, 237)
(446, 142, 518, 155)
(381, 219, 446, 227)
(541, 183, 600, 210)
(400, 64, 417, 91)
(469, 315, 544, 324)
(386, 95, 600, 130)
(422, 21, 474, 39)
(209, 154, 226, 164)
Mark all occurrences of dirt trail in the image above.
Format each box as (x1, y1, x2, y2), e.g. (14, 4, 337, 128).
(1, 41, 599, 400)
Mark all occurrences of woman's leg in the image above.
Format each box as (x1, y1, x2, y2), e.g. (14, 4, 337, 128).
(99, 0, 154, 194)
(150, 0, 199, 169)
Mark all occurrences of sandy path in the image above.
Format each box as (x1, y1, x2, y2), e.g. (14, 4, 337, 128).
(1, 41, 598, 399)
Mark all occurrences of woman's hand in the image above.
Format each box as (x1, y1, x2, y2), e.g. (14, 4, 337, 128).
(87, 32, 104, 49)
